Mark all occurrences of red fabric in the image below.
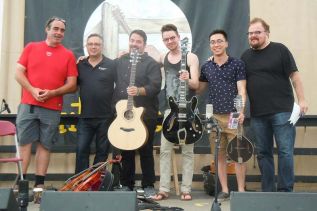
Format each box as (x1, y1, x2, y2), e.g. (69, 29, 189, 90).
(18, 41, 78, 111)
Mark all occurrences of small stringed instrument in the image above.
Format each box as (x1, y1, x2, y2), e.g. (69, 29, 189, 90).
(227, 95, 254, 163)
(108, 49, 148, 150)
(59, 161, 112, 191)
(162, 37, 203, 145)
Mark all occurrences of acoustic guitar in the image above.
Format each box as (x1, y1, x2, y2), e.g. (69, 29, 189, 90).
(108, 49, 148, 150)
(227, 95, 254, 163)
(162, 37, 203, 145)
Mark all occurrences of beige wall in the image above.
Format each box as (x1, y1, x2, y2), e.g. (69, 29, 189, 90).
(250, 0, 317, 114)
(0, 0, 25, 113)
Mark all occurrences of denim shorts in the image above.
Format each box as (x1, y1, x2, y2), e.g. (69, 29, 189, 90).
(16, 104, 61, 150)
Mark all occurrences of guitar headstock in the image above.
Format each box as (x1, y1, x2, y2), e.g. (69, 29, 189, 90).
(181, 37, 189, 53)
(130, 48, 140, 64)
(234, 95, 244, 113)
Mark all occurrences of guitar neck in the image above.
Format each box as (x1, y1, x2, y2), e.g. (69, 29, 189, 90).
(127, 52, 138, 110)
(178, 40, 188, 106)
(237, 122, 243, 139)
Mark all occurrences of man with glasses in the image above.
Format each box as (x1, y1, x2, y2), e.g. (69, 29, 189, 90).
(241, 18, 308, 192)
(15, 16, 78, 188)
(152, 24, 199, 201)
(75, 33, 115, 174)
(198, 29, 247, 201)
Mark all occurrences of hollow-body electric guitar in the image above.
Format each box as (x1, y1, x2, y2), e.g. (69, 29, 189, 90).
(227, 95, 254, 163)
(108, 49, 148, 150)
(162, 38, 203, 145)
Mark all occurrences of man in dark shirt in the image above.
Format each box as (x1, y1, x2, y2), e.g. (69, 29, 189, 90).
(75, 33, 116, 173)
(241, 18, 308, 192)
(111, 29, 161, 197)
(198, 29, 247, 201)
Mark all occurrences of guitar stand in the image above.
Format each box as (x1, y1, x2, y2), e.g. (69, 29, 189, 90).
(203, 117, 222, 211)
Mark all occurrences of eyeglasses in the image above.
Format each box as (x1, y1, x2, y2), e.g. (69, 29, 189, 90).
(247, 31, 266, 36)
(87, 43, 102, 47)
(209, 39, 225, 45)
(163, 36, 176, 42)
(45, 16, 66, 28)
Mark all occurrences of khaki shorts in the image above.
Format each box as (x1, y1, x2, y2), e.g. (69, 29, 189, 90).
(209, 114, 236, 155)
(16, 104, 61, 150)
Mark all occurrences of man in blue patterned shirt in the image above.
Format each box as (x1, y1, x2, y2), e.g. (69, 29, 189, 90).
(198, 29, 247, 201)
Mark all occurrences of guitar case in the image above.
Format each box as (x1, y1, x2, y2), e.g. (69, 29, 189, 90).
(201, 165, 238, 196)
(98, 169, 114, 191)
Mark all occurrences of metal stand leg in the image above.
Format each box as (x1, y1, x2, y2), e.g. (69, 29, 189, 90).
(211, 127, 222, 211)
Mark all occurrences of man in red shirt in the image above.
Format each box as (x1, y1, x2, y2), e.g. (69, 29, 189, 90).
(15, 16, 78, 188)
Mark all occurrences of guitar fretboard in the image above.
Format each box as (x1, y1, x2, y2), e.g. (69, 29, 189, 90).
(127, 50, 139, 111)
(178, 37, 189, 110)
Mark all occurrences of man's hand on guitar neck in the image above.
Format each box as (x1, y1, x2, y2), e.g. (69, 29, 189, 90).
(127, 86, 145, 96)
(179, 70, 189, 80)
(238, 112, 245, 125)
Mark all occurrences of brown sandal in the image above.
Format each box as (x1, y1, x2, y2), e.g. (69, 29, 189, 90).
(152, 192, 169, 201)
(181, 192, 192, 201)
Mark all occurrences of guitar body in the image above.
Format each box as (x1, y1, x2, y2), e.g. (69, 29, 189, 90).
(108, 99, 148, 150)
(227, 135, 254, 163)
(162, 96, 203, 145)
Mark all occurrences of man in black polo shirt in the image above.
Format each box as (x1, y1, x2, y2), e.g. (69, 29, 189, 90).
(111, 29, 161, 198)
(75, 33, 116, 173)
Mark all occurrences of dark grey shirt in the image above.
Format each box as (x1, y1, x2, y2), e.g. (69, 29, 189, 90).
(112, 52, 162, 120)
(77, 56, 116, 118)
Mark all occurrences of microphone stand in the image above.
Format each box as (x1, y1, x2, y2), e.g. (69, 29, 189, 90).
(211, 123, 222, 211)
(203, 117, 222, 211)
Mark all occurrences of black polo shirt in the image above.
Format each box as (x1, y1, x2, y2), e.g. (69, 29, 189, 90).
(77, 55, 116, 118)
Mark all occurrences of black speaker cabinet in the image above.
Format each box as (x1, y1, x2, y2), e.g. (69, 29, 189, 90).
(40, 191, 137, 211)
(230, 191, 317, 211)
(0, 189, 19, 211)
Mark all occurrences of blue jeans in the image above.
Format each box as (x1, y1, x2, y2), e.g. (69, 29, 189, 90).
(251, 112, 295, 192)
(75, 118, 112, 173)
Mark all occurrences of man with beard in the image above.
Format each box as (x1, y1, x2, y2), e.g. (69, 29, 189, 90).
(15, 16, 78, 188)
(241, 17, 308, 192)
(111, 29, 161, 198)
(152, 24, 199, 201)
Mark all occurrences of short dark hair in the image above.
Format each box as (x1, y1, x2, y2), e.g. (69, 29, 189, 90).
(45, 16, 66, 29)
(249, 17, 270, 33)
(129, 29, 147, 44)
(209, 29, 228, 41)
(161, 24, 179, 35)
(87, 33, 103, 42)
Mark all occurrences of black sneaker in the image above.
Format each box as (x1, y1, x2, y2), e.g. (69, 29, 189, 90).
(217, 192, 230, 201)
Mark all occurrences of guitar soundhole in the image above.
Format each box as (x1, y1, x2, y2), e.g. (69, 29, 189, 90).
(124, 110, 134, 120)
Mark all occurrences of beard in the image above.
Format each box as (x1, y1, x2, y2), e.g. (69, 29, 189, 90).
(249, 39, 264, 50)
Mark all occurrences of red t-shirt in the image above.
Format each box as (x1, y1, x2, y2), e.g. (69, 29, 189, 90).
(18, 41, 78, 111)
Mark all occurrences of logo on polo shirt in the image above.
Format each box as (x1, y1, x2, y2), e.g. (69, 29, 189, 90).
(98, 67, 107, 71)
(46, 51, 52, 56)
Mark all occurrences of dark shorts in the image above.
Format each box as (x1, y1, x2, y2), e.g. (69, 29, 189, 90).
(16, 104, 61, 150)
